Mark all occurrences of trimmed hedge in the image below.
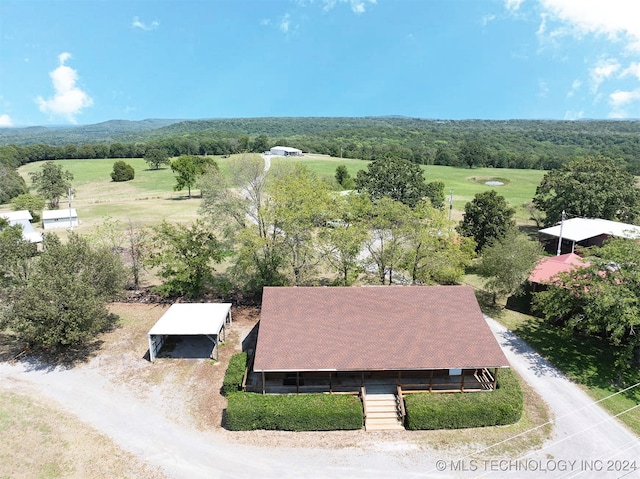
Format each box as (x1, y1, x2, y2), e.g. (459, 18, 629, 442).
(226, 393, 364, 431)
(222, 352, 247, 396)
(404, 369, 523, 430)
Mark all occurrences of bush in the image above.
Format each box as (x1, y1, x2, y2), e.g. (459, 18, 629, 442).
(10, 193, 45, 222)
(222, 352, 247, 395)
(226, 393, 363, 431)
(111, 161, 135, 182)
(404, 369, 523, 430)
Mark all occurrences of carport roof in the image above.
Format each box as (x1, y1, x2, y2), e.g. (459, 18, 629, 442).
(148, 303, 232, 336)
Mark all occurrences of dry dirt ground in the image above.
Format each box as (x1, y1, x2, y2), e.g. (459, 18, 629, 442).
(0, 303, 553, 478)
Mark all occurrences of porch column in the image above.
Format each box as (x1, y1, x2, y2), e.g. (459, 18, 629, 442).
(262, 372, 265, 394)
(493, 368, 498, 390)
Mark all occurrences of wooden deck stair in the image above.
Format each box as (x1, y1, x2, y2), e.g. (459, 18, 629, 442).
(364, 393, 405, 431)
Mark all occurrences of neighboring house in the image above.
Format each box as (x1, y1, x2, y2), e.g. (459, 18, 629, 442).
(528, 253, 589, 292)
(246, 286, 510, 395)
(269, 146, 302, 157)
(42, 208, 78, 230)
(538, 217, 640, 255)
(1, 210, 43, 243)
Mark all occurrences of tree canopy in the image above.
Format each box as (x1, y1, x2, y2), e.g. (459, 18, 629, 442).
(28, 161, 73, 209)
(457, 190, 516, 252)
(171, 155, 217, 198)
(0, 165, 28, 203)
(533, 238, 640, 372)
(533, 156, 640, 226)
(144, 148, 170, 170)
(1, 234, 126, 351)
(111, 160, 135, 182)
(355, 157, 427, 208)
(477, 229, 542, 303)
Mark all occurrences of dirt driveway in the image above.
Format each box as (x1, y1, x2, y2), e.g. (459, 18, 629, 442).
(0, 306, 638, 478)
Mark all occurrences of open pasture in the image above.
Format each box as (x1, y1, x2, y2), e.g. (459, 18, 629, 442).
(12, 155, 546, 232)
(277, 155, 546, 222)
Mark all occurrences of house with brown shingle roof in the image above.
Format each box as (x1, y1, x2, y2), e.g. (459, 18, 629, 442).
(245, 285, 510, 396)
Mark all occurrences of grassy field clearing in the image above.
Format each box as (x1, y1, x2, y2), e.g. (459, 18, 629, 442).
(274, 155, 545, 222)
(8, 155, 546, 234)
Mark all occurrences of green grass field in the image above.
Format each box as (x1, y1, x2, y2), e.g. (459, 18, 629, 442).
(276, 155, 545, 222)
(7, 155, 546, 233)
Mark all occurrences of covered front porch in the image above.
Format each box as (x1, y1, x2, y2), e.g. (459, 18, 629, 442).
(243, 367, 499, 395)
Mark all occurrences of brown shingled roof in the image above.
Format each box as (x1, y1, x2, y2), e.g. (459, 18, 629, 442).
(253, 286, 509, 372)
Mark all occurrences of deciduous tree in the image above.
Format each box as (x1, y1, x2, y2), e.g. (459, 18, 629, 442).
(11, 194, 45, 222)
(477, 229, 542, 303)
(355, 157, 427, 208)
(144, 148, 170, 170)
(1, 233, 126, 351)
(533, 238, 640, 372)
(110, 160, 135, 182)
(457, 190, 516, 252)
(0, 166, 28, 203)
(147, 220, 230, 298)
(29, 161, 73, 209)
(533, 156, 640, 226)
(171, 155, 217, 198)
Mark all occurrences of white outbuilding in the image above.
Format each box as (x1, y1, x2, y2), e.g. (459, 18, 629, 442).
(1, 210, 43, 243)
(270, 146, 302, 157)
(42, 208, 79, 230)
(147, 303, 232, 362)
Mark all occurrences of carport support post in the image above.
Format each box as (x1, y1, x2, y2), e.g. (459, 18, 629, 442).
(493, 368, 498, 390)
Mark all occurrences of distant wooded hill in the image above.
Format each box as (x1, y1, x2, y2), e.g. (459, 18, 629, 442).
(2, 117, 640, 174)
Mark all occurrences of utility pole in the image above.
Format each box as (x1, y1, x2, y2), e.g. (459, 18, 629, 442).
(448, 189, 454, 221)
(68, 187, 74, 232)
(556, 210, 565, 256)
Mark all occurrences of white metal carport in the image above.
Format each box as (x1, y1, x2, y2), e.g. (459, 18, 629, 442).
(147, 303, 232, 362)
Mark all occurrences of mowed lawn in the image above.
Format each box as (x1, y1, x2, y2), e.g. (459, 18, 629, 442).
(12, 155, 546, 234)
(275, 155, 546, 222)
(15, 157, 233, 232)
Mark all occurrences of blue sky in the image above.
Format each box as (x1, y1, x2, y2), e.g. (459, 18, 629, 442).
(1, 0, 640, 126)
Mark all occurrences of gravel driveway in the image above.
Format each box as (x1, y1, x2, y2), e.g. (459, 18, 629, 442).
(1, 316, 638, 478)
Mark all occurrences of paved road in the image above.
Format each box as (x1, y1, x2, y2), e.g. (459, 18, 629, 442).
(1, 316, 639, 478)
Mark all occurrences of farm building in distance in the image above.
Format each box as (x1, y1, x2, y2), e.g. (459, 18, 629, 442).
(42, 208, 79, 230)
(1, 210, 43, 243)
(247, 286, 509, 394)
(539, 217, 640, 254)
(269, 146, 302, 157)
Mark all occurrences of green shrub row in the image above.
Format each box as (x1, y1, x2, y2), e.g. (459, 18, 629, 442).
(226, 393, 364, 431)
(404, 368, 523, 430)
(222, 352, 247, 396)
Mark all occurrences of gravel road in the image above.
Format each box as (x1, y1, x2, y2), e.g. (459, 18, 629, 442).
(1, 315, 638, 478)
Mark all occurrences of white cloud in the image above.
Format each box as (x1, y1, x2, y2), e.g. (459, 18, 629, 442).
(36, 53, 93, 124)
(132, 16, 159, 31)
(260, 18, 271, 26)
(620, 62, 640, 81)
(589, 58, 620, 93)
(322, 0, 376, 14)
(279, 14, 291, 33)
(538, 80, 550, 97)
(482, 14, 497, 26)
(608, 89, 640, 118)
(538, 0, 640, 52)
(505, 0, 524, 11)
(609, 88, 640, 107)
(0, 114, 13, 127)
(567, 79, 581, 97)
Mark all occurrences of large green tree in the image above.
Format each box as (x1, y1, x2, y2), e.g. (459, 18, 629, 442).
(533, 238, 640, 372)
(10, 194, 45, 222)
(1, 234, 126, 351)
(144, 148, 170, 170)
(533, 156, 640, 226)
(147, 220, 230, 298)
(457, 190, 516, 252)
(0, 221, 37, 287)
(171, 155, 217, 198)
(29, 161, 74, 209)
(402, 201, 475, 285)
(459, 138, 490, 168)
(355, 157, 427, 208)
(0, 166, 28, 204)
(477, 229, 542, 303)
